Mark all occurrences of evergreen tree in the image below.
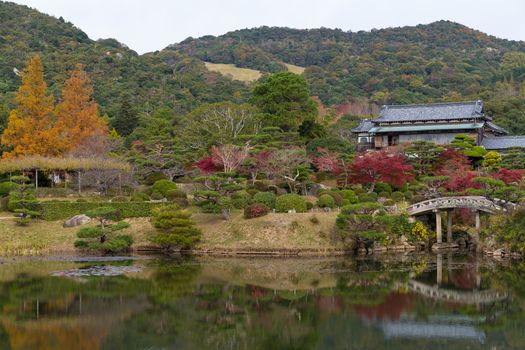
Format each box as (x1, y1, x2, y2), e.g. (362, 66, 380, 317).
(112, 98, 138, 137)
(150, 205, 201, 251)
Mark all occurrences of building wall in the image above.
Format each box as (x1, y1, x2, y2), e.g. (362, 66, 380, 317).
(399, 132, 478, 145)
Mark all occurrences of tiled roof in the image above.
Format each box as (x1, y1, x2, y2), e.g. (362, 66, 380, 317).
(369, 122, 483, 133)
(482, 136, 525, 150)
(485, 121, 508, 135)
(373, 101, 484, 123)
(351, 119, 374, 133)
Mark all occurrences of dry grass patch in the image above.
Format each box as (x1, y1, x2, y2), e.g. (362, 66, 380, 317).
(195, 211, 341, 251)
(284, 63, 305, 74)
(204, 62, 262, 82)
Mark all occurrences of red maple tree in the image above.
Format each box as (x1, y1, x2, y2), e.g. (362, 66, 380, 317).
(491, 168, 523, 184)
(347, 150, 414, 191)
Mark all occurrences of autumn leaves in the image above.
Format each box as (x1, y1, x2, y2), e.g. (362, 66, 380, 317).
(1, 56, 107, 158)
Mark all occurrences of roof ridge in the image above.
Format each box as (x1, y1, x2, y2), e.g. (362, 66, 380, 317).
(381, 100, 481, 109)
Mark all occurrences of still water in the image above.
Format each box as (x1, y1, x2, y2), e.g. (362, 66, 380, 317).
(0, 253, 523, 350)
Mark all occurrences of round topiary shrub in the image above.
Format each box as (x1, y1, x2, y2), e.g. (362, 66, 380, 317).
(317, 194, 335, 208)
(383, 199, 396, 206)
(306, 201, 314, 210)
(391, 191, 405, 202)
(232, 190, 252, 209)
(340, 189, 358, 204)
(150, 192, 164, 200)
(276, 194, 307, 213)
(253, 191, 276, 209)
(131, 192, 150, 202)
(244, 203, 269, 219)
(151, 180, 178, 197)
(144, 172, 167, 186)
(378, 191, 390, 199)
(328, 191, 344, 206)
(359, 192, 378, 202)
(403, 191, 413, 200)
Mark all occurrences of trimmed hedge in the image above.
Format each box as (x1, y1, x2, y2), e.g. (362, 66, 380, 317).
(38, 201, 163, 221)
(317, 194, 335, 208)
(253, 191, 276, 209)
(276, 194, 307, 213)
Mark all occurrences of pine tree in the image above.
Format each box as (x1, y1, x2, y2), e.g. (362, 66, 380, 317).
(112, 98, 138, 137)
(55, 64, 107, 153)
(1, 56, 59, 158)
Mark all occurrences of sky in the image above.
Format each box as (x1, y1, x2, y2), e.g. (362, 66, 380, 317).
(11, 0, 525, 54)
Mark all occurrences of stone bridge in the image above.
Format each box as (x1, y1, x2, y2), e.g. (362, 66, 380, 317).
(407, 279, 509, 305)
(406, 196, 508, 247)
(407, 196, 506, 216)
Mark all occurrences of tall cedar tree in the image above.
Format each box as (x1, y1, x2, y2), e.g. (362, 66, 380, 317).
(112, 98, 138, 136)
(55, 64, 107, 153)
(2, 56, 59, 158)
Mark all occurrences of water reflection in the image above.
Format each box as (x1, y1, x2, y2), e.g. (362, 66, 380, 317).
(0, 254, 523, 349)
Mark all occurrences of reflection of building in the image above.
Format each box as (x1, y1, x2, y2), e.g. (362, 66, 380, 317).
(381, 319, 486, 343)
(352, 100, 511, 152)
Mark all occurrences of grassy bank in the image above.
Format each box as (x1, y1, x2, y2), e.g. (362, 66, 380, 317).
(0, 211, 342, 255)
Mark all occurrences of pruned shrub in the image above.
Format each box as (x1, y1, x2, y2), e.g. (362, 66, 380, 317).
(276, 194, 307, 213)
(253, 181, 269, 192)
(383, 199, 395, 206)
(151, 179, 178, 197)
(150, 192, 164, 200)
(340, 190, 358, 204)
(391, 191, 405, 202)
(166, 189, 186, 200)
(0, 182, 15, 197)
(145, 172, 167, 186)
(252, 191, 276, 209)
(306, 201, 314, 210)
(374, 182, 392, 194)
(328, 191, 344, 206)
(244, 203, 269, 219)
(403, 191, 413, 200)
(149, 204, 201, 250)
(358, 192, 378, 202)
(131, 192, 150, 202)
(317, 194, 335, 208)
(232, 190, 252, 209)
(378, 191, 390, 199)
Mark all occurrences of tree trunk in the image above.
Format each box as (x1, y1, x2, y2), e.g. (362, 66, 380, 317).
(78, 171, 81, 195)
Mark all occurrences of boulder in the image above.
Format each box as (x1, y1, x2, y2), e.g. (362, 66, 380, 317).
(63, 214, 91, 228)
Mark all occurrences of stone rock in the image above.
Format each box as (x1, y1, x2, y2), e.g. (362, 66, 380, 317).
(307, 183, 328, 196)
(493, 248, 505, 256)
(63, 214, 91, 228)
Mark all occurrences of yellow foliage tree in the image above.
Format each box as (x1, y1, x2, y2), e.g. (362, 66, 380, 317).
(55, 64, 107, 153)
(1, 56, 60, 158)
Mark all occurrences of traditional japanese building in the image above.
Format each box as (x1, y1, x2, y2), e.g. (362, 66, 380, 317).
(352, 100, 509, 152)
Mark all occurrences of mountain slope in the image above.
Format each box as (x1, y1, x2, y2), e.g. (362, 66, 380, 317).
(167, 21, 525, 105)
(0, 1, 250, 119)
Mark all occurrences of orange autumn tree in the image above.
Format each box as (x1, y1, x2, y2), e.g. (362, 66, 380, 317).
(55, 64, 107, 153)
(1, 56, 60, 158)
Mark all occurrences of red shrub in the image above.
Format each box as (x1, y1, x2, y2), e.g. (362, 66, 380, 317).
(244, 203, 269, 219)
(491, 168, 523, 184)
(445, 172, 480, 192)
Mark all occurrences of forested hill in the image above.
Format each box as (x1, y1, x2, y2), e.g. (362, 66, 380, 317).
(1, 1, 525, 134)
(166, 22, 525, 105)
(0, 1, 250, 119)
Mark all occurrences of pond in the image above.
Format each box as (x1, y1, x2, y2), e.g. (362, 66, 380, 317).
(0, 253, 523, 349)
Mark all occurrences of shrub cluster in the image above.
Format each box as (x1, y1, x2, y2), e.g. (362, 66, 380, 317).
(151, 179, 178, 197)
(252, 191, 276, 209)
(276, 194, 307, 213)
(38, 201, 162, 221)
(317, 194, 335, 208)
(244, 203, 270, 219)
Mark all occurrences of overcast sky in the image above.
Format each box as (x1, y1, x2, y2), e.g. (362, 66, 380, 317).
(11, 0, 525, 54)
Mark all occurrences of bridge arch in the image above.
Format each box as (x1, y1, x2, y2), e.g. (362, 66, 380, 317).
(406, 196, 507, 248)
